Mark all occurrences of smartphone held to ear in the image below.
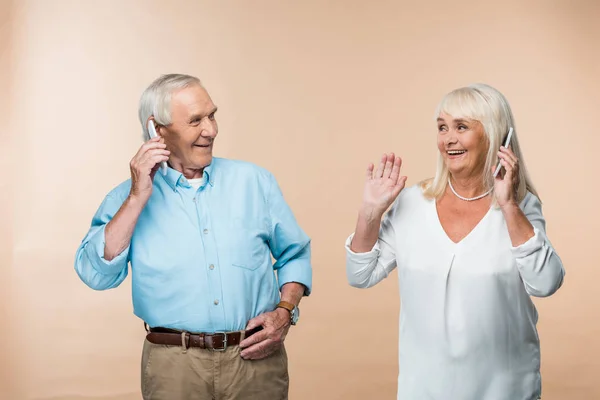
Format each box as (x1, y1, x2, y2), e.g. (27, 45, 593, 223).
(147, 120, 168, 176)
(493, 127, 513, 178)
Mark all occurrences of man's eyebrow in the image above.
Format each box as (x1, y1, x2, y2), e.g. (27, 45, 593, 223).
(189, 107, 218, 122)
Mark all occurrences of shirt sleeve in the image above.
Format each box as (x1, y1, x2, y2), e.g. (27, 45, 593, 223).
(345, 198, 399, 289)
(74, 192, 130, 290)
(511, 193, 565, 297)
(266, 173, 312, 296)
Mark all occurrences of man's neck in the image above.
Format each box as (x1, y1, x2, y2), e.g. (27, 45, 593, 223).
(182, 168, 204, 180)
(168, 161, 204, 179)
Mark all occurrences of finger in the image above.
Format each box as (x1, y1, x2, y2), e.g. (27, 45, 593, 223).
(138, 151, 170, 168)
(149, 161, 163, 179)
(391, 176, 407, 198)
(150, 155, 170, 164)
(240, 339, 276, 360)
(136, 141, 167, 158)
(142, 142, 168, 152)
(382, 153, 394, 179)
(144, 136, 165, 147)
(389, 156, 402, 181)
(499, 158, 514, 180)
(498, 150, 517, 170)
(239, 329, 270, 349)
(139, 148, 170, 161)
(240, 316, 267, 348)
(138, 155, 169, 172)
(499, 146, 518, 166)
(239, 330, 269, 349)
(374, 154, 387, 178)
(245, 315, 265, 331)
(365, 163, 374, 180)
(147, 149, 171, 158)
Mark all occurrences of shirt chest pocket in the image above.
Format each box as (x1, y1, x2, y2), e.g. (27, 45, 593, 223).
(227, 219, 270, 272)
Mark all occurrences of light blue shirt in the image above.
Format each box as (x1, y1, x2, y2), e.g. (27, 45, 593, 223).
(74, 157, 312, 333)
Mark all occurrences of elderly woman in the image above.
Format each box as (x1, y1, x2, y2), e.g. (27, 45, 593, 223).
(345, 83, 565, 400)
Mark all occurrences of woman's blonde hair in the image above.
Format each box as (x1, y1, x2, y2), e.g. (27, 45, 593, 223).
(421, 83, 539, 205)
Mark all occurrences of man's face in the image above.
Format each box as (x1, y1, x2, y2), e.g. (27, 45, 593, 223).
(157, 84, 218, 175)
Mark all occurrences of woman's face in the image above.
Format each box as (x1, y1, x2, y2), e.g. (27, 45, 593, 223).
(437, 112, 488, 179)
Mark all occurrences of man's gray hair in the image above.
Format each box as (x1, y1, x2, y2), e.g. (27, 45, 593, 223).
(138, 73, 203, 140)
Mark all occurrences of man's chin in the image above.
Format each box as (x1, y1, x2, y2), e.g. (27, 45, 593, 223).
(193, 155, 213, 169)
(202, 155, 213, 166)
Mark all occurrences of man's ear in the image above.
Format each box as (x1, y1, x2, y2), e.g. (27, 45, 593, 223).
(147, 117, 164, 137)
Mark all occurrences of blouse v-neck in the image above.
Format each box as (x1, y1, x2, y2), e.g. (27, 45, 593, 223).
(432, 197, 494, 247)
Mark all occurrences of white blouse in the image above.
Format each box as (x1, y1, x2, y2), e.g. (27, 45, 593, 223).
(345, 185, 565, 400)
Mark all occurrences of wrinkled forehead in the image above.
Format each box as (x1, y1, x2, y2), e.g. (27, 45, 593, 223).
(170, 84, 215, 118)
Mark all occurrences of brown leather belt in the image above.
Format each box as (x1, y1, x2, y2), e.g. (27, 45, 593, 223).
(146, 327, 251, 351)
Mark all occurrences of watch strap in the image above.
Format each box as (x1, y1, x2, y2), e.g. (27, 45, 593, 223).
(276, 301, 295, 313)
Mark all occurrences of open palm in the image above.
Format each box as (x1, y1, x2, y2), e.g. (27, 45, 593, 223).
(363, 153, 407, 216)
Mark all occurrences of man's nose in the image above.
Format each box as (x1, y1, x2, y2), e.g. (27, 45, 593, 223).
(201, 121, 217, 138)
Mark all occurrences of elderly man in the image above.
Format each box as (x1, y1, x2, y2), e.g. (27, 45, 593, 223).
(74, 73, 312, 400)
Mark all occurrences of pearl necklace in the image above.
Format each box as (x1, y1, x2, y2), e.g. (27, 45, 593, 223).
(448, 178, 492, 202)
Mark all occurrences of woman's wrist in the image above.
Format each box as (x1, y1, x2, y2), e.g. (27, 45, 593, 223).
(359, 205, 384, 225)
(499, 200, 520, 215)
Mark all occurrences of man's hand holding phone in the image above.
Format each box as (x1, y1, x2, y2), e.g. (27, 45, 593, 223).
(102, 137, 169, 262)
(129, 136, 170, 205)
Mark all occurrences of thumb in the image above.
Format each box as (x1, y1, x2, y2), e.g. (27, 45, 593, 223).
(391, 177, 407, 198)
(245, 314, 265, 331)
(150, 163, 160, 179)
(398, 176, 407, 189)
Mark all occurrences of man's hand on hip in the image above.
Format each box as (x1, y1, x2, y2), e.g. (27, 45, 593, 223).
(239, 308, 291, 360)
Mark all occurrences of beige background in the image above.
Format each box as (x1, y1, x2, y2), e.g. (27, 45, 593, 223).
(3, 0, 599, 399)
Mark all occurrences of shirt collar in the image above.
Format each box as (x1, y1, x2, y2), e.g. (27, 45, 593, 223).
(161, 160, 215, 192)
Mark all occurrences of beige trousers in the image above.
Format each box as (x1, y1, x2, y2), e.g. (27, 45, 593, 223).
(140, 336, 289, 400)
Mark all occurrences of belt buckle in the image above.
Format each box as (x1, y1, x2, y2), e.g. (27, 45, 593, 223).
(212, 332, 227, 351)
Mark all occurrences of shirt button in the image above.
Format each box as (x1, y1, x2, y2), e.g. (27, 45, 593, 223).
(203, 229, 209, 234)
(214, 299, 219, 305)
(209, 264, 215, 270)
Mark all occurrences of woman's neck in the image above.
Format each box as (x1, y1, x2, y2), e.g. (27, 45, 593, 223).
(449, 173, 487, 198)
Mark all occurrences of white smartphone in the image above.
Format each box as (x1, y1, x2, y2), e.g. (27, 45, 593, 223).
(493, 127, 513, 178)
(147, 120, 168, 176)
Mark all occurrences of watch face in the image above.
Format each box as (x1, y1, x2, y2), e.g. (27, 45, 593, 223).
(291, 307, 300, 325)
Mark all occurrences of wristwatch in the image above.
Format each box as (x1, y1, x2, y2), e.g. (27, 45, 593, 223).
(276, 301, 300, 325)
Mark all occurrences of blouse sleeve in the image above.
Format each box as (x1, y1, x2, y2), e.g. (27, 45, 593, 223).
(511, 193, 565, 297)
(345, 198, 400, 289)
